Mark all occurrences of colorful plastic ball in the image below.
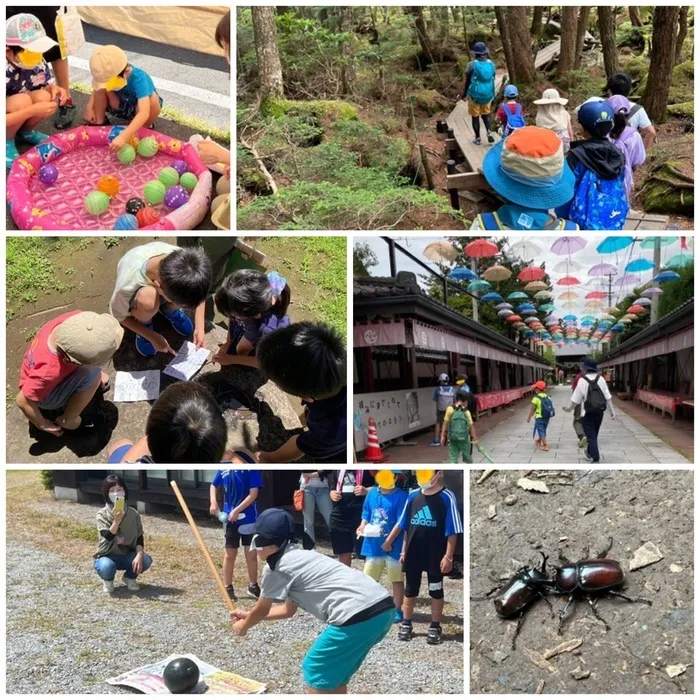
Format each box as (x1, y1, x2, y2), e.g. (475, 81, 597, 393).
(144, 179, 166, 205)
(158, 167, 180, 188)
(38, 164, 58, 185)
(114, 213, 138, 230)
(171, 159, 188, 176)
(164, 184, 190, 210)
(97, 174, 120, 198)
(126, 197, 146, 215)
(136, 206, 160, 228)
(117, 145, 136, 165)
(84, 190, 110, 215)
(129, 135, 140, 149)
(137, 136, 159, 158)
(179, 172, 197, 191)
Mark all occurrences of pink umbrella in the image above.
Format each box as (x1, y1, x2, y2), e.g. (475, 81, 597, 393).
(550, 236, 588, 256)
(557, 276, 580, 286)
(465, 239, 499, 258)
(517, 266, 547, 282)
(627, 305, 647, 314)
(588, 263, 617, 276)
(585, 291, 607, 299)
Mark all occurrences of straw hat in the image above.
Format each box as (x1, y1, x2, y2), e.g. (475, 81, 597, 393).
(534, 88, 569, 106)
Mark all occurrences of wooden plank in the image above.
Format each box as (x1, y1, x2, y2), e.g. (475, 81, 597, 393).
(534, 40, 561, 70)
(447, 171, 490, 191)
(446, 100, 501, 174)
(623, 210, 670, 230)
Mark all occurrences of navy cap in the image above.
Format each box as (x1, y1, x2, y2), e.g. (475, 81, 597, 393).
(582, 357, 598, 371)
(239, 508, 295, 538)
(472, 41, 489, 56)
(577, 100, 614, 135)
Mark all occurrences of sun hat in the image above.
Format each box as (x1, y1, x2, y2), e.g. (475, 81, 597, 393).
(533, 380, 547, 391)
(577, 100, 615, 136)
(472, 41, 489, 56)
(55, 312, 124, 366)
(6, 13, 59, 53)
(481, 126, 575, 209)
(534, 88, 568, 106)
(89, 45, 129, 90)
(582, 357, 598, 371)
(504, 85, 519, 98)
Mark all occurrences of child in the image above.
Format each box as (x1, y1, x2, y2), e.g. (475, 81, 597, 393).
(430, 373, 455, 446)
(527, 380, 555, 451)
(6, 13, 67, 168)
(231, 509, 395, 694)
(254, 322, 347, 464)
(210, 468, 263, 600)
(109, 241, 211, 357)
(329, 469, 373, 566)
(212, 270, 290, 365)
(496, 85, 526, 138)
(16, 311, 122, 436)
(461, 41, 496, 146)
(607, 94, 646, 200)
(534, 88, 574, 153)
(357, 470, 408, 622)
(440, 388, 479, 463)
(383, 470, 462, 645)
(85, 45, 163, 152)
(556, 100, 628, 230)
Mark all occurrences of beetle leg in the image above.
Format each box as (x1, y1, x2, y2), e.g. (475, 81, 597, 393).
(557, 595, 575, 635)
(585, 594, 610, 630)
(607, 589, 653, 606)
(596, 536, 614, 559)
(539, 591, 554, 615)
(557, 550, 571, 564)
(511, 611, 526, 650)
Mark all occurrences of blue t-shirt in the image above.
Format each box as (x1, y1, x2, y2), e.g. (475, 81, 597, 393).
(211, 469, 263, 525)
(361, 487, 408, 560)
(117, 65, 158, 106)
(297, 388, 347, 460)
(433, 385, 456, 411)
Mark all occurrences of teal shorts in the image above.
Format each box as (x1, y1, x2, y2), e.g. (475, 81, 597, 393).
(302, 608, 393, 690)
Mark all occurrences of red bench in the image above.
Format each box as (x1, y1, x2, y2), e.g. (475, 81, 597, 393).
(475, 386, 534, 418)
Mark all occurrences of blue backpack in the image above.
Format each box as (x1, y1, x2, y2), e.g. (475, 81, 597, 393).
(567, 165, 629, 231)
(468, 60, 496, 105)
(504, 103, 526, 136)
(539, 393, 555, 420)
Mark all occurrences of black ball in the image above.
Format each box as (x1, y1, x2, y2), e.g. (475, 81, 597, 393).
(126, 197, 146, 215)
(163, 657, 200, 694)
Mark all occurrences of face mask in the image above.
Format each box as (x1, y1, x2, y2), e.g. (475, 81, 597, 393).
(109, 491, 125, 504)
(17, 49, 43, 69)
(375, 470, 396, 489)
(416, 470, 436, 487)
(105, 75, 127, 91)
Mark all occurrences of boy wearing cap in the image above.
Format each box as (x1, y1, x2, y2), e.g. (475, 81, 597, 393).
(6, 13, 68, 168)
(231, 508, 395, 694)
(526, 380, 554, 451)
(496, 85, 526, 138)
(461, 42, 496, 146)
(85, 45, 162, 152)
(16, 311, 123, 436)
(431, 373, 456, 446)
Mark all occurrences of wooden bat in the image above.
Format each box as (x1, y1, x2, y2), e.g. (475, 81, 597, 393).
(170, 480, 236, 613)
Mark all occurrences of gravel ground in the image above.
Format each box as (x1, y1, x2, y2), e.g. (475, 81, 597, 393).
(470, 469, 694, 694)
(7, 487, 463, 694)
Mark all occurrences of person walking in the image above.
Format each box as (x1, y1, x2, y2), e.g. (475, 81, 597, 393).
(562, 358, 616, 463)
(571, 361, 587, 449)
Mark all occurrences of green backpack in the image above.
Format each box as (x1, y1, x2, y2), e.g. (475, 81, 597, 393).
(449, 408, 472, 442)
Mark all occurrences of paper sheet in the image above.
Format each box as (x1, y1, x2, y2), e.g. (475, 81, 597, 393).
(114, 370, 160, 402)
(163, 341, 211, 381)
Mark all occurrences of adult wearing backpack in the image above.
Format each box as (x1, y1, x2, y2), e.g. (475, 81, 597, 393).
(563, 358, 616, 463)
(441, 389, 479, 463)
(496, 85, 526, 138)
(461, 42, 496, 146)
(526, 380, 554, 451)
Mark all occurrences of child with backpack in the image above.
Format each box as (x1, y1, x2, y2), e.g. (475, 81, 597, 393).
(556, 100, 628, 230)
(526, 380, 554, 451)
(496, 85, 526, 138)
(607, 94, 646, 200)
(430, 373, 456, 447)
(440, 389, 479, 463)
(461, 41, 496, 146)
(534, 88, 574, 153)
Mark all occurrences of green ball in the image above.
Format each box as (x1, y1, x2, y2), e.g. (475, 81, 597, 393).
(84, 190, 110, 215)
(117, 144, 136, 165)
(137, 136, 159, 157)
(159, 167, 180, 188)
(180, 172, 197, 191)
(144, 179, 166, 205)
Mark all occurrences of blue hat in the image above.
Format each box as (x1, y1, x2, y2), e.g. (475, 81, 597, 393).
(504, 85, 519, 98)
(239, 508, 295, 539)
(472, 41, 489, 56)
(577, 100, 615, 135)
(582, 357, 598, 371)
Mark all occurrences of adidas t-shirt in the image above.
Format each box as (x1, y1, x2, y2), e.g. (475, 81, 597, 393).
(398, 488, 463, 574)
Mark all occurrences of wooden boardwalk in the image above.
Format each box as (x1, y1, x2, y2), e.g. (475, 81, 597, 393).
(445, 99, 501, 175)
(623, 211, 671, 230)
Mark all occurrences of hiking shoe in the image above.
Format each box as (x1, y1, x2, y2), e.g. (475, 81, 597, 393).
(534, 438, 541, 447)
(429, 439, 441, 447)
(161, 308, 193, 336)
(487, 133, 495, 144)
(541, 443, 550, 452)
(578, 437, 588, 449)
(394, 609, 403, 624)
(135, 323, 157, 357)
(398, 621, 413, 641)
(472, 137, 481, 145)
(103, 579, 115, 594)
(427, 624, 443, 645)
(17, 129, 49, 145)
(248, 583, 261, 598)
(55, 101, 77, 130)
(6, 140, 20, 169)
(123, 574, 140, 592)
(226, 585, 237, 601)
(584, 452, 594, 463)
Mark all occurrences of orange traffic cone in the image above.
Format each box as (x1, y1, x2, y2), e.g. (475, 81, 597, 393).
(364, 417, 390, 463)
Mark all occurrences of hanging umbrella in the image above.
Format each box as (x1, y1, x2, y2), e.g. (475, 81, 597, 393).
(423, 241, 458, 262)
(597, 237, 634, 254)
(508, 239, 542, 258)
(666, 253, 694, 268)
(550, 236, 588, 256)
(498, 309, 514, 317)
(585, 301, 603, 308)
(518, 304, 537, 313)
(465, 239, 500, 258)
(614, 274, 638, 286)
(561, 301, 578, 308)
(524, 280, 548, 291)
(538, 303, 555, 312)
(481, 292, 504, 303)
(525, 316, 539, 324)
(625, 313, 639, 320)
(495, 302, 513, 310)
(467, 280, 491, 293)
(534, 290, 553, 299)
(448, 267, 477, 281)
(585, 291, 607, 299)
(600, 313, 616, 321)
(603, 307, 619, 314)
(482, 264, 512, 282)
(625, 258, 655, 273)
(627, 305, 647, 314)
(653, 270, 681, 283)
(505, 314, 522, 322)
(640, 236, 678, 249)
(588, 263, 617, 276)
(563, 315, 577, 322)
(553, 259, 583, 273)
(558, 291, 579, 299)
(641, 287, 663, 297)
(518, 266, 547, 282)
(557, 276, 580, 286)
(633, 297, 652, 306)
(507, 291, 529, 300)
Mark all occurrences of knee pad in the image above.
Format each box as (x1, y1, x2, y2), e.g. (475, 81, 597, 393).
(428, 579, 444, 600)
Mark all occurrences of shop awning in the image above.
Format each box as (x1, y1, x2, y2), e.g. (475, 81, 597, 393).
(600, 326, 694, 367)
(353, 321, 406, 347)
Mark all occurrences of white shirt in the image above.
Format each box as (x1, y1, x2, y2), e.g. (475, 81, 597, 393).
(579, 96, 652, 131)
(570, 372, 614, 417)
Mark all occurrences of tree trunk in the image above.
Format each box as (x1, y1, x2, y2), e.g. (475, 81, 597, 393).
(531, 7, 545, 37)
(675, 6, 689, 64)
(407, 6, 435, 64)
(494, 8, 516, 83)
(574, 8, 591, 69)
(506, 7, 537, 84)
(339, 6, 354, 95)
(557, 6, 579, 76)
(629, 7, 643, 26)
(461, 10, 469, 50)
(598, 6, 618, 78)
(643, 6, 680, 122)
(252, 7, 284, 104)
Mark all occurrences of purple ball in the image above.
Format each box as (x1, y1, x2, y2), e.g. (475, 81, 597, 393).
(39, 164, 58, 185)
(164, 184, 190, 210)
(171, 160, 188, 176)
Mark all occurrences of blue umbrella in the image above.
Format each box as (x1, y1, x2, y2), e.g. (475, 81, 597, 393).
(563, 314, 577, 321)
(653, 270, 682, 284)
(468, 280, 491, 293)
(518, 305, 536, 313)
(538, 303, 555, 312)
(507, 291, 529, 300)
(625, 258, 655, 273)
(597, 236, 634, 254)
(495, 302, 513, 310)
(481, 292, 504, 303)
(449, 267, 477, 281)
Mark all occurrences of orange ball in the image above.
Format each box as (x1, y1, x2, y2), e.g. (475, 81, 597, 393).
(129, 136, 140, 149)
(97, 174, 120, 198)
(136, 206, 160, 228)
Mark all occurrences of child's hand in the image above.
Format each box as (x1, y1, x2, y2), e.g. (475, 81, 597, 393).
(209, 504, 218, 516)
(473, 438, 479, 446)
(32, 101, 58, 119)
(193, 327, 206, 349)
(109, 133, 128, 152)
(381, 540, 392, 553)
(197, 139, 224, 164)
(48, 85, 68, 105)
(329, 490, 342, 502)
(440, 436, 446, 446)
(232, 620, 247, 636)
(228, 509, 240, 522)
(85, 105, 96, 124)
(526, 417, 531, 423)
(150, 333, 176, 355)
(38, 419, 63, 437)
(356, 526, 364, 537)
(353, 485, 367, 497)
(230, 609, 249, 622)
(440, 556, 453, 574)
(211, 348, 234, 365)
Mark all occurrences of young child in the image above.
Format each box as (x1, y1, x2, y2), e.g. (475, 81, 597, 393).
(16, 311, 122, 436)
(210, 468, 263, 600)
(6, 13, 68, 168)
(212, 270, 290, 365)
(430, 373, 455, 446)
(556, 100, 628, 230)
(534, 88, 574, 153)
(461, 41, 496, 145)
(357, 470, 408, 623)
(231, 509, 395, 693)
(440, 388, 479, 463)
(109, 241, 211, 357)
(329, 469, 373, 566)
(254, 322, 347, 464)
(527, 380, 555, 451)
(383, 470, 462, 645)
(607, 94, 646, 200)
(85, 45, 163, 152)
(496, 85, 526, 138)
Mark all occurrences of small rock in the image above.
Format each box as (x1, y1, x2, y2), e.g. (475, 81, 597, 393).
(572, 649, 582, 656)
(488, 504, 497, 519)
(559, 536, 568, 542)
(571, 667, 591, 681)
(644, 581, 660, 594)
(581, 505, 595, 515)
(556, 508, 563, 515)
(490, 649, 509, 663)
(670, 563, 683, 573)
(629, 542, 664, 571)
(504, 495, 518, 506)
(666, 663, 688, 678)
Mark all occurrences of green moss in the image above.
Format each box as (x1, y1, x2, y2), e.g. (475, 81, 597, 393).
(643, 162, 694, 216)
(667, 101, 694, 118)
(410, 89, 449, 116)
(623, 56, 649, 84)
(669, 60, 694, 105)
(263, 98, 358, 121)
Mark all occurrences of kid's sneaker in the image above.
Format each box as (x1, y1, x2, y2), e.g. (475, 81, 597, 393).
(123, 574, 140, 592)
(394, 609, 403, 624)
(248, 583, 261, 598)
(135, 322, 157, 357)
(161, 308, 194, 336)
(429, 439, 441, 447)
(427, 623, 443, 645)
(398, 621, 413, 641)
(487, 133, 495, 144)
(6, 140, 20, 169)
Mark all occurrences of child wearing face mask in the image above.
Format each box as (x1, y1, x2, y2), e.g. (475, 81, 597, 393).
(94, 474, 152, 594)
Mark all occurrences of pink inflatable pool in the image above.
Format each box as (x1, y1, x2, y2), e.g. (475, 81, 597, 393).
(7, 125, 212, 230)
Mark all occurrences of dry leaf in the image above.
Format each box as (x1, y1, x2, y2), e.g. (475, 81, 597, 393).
(666, 663, 688, 678)
(543, 638, 583, 660)
(477, 469, 496, 484)
(523, 648, 555, 673)
(517, 477, 550, 494)
(535, 680, 545, 694)
(629, 542, 664, 571)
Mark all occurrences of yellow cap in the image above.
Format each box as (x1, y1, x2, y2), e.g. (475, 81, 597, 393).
(89, 45, 128, 90)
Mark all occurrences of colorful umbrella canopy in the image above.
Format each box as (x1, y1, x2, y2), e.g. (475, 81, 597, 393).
(518, 266, 547, 282)
(561, 301, 578, 308)
(495, 302, 513, 310)
(534, 290, 553, 299)
(518, 304, 537, 312)
(525, 316, 539, 323)
(468, 280, 491, 293)
(465, 239, 499, 258)
(553, 259, 583, 273)
(627, 305, 646, 313)
(625, 258, 655, 273)
(557, 276, 580, 286)
(640, 236, 678, 249)
(448, 267, 477, 281)
(508, 239, 542, 258)
(423, 241, 458, 262)
(653, 270, 681, 283)
(558, 291, 579, 299)
(614, 274, 638, 286)
(482, 264, 512, 282)
(524, 280, 548, 291)
(506, 314, 522, 322)
(585, 291, 607, 299)
(563, 315, 577, 321)
(597, 237, 634, 254)
(538, 304, 555, 312)
(632, 298, 652, 306)
(641, 287, 663, 297)
(481, 292, 504, 302)
(585, 301, 603, 308)
(551, 236, 587, 256)
(603, 307, 619, 314)
(507, 291, 529, 300)
(588, 263, 617, 276)
(498, 309, 514, 317)
(666, 253, 694, 268)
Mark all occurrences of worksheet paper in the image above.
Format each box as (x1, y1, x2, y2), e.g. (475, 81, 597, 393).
(164, 341, 211, 381)
(114, 370, 160, 402)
